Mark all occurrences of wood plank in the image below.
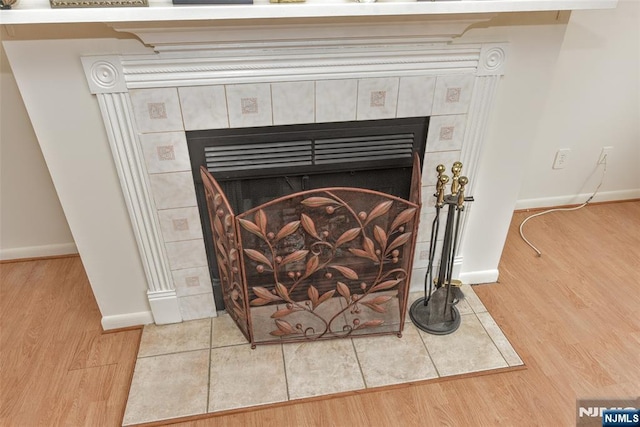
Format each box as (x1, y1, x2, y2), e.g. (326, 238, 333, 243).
(0, 256, 141, 427)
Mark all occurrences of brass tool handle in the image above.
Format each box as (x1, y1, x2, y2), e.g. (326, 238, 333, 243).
(450, 162, 462, 195)
(457, 176, 469, 209)
(436, 175, 449, 208)
(434, 165, 446, 203)
(435, 165, 446, 187)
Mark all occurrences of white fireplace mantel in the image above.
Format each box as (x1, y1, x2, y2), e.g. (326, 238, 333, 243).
(74, 14, 510, 326)
(0, 0, 617, 25)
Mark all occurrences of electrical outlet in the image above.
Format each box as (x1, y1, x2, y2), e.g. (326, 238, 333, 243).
(598, 146, 613, 164)
(553, 148, 571, 169)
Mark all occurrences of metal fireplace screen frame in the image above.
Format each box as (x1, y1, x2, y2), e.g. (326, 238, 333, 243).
(201, 154, 422, 347)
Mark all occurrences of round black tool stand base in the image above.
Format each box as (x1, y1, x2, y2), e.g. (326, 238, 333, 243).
(409, 297, 461, 335)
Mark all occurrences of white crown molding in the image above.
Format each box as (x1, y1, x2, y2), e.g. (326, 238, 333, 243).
(112, 19, 492, 51)
(83, 39, 509, 91)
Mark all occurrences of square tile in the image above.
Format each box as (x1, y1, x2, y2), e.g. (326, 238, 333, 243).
(315, 79, 358, 123)
(426, 114, 467, 153)
(419, 313, 507, 376)
(172, 266, 213, 297)
(409, 268, 428, 294)
(342, 291, 403, 336)
(129, 88, 184, 133)
(248, 304, 280, 344)
(226, 83, 273, 128)
(138, 318, 211, 358)
(461, 284, 488, 313)
(148, 171, 198, 210)
(454, 297, 474, 315)
(406, 290, 470, 322)
(209, 344, 288, 412)
(122, 350, 209, 426)
(178, 85, 229, 130)
(476, 311, 523, 366)
(357, 77, 400, 120)
(432, 74, 475, 116)
(397, 76, 436, 118)
(354, 324, 438, 387)
(272, 81, 315, 125)
(140, 132, 191, 174)
(413, 240, 443, 270)
(165, 239, 208, 270)
(419, 212, 447, 243)
(283, 339, 365, 400)
(258, 297, 348, 343)
(158, 207, 204, 242)
(211, 312, 250, 347)
(178, 292, 217, 321)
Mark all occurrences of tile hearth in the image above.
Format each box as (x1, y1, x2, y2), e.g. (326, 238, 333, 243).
(123, 286, 523, 426)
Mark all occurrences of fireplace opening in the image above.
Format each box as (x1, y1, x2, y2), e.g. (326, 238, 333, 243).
(187, 117, 428, 309)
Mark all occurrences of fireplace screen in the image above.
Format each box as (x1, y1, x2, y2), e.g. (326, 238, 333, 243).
(201, 154, 422, 347)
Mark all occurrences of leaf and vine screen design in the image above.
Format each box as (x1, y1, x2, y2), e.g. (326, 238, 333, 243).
(236, 188, 420, 344)
(201, 167, 251, 342)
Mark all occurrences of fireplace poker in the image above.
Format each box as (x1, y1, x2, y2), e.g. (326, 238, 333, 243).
(443, 175, 469, 317)
(424, 165, 447, 305)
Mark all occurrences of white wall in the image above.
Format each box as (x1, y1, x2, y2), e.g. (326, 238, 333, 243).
(0, 33, 76, 260)
(457, 13, 570, 280)
(516, 0, 640, 208)
(3, 32, 154, 326)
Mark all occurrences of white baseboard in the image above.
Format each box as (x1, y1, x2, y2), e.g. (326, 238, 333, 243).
(458, 269, 499, 285)
(101, 311, 154, 330)
(515, 189, 640, 211)
(148, 289, 183, 324)
(0, 242, 78, 261)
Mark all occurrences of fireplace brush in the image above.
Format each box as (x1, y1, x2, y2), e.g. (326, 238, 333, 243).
(409, 162, 473, 335)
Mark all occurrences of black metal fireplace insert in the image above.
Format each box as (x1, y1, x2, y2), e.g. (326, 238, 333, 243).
(188, 117, 428, 309)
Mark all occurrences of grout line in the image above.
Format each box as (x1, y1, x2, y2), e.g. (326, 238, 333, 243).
(209, 341, 254, 351)
(281, 343, 291, 402)
(474, 311, 513, 367)
(414, 322, 442, 378)
(206, 317, 213, 413)
(137, 346, 211, 359)
(350, 338, 368, 389)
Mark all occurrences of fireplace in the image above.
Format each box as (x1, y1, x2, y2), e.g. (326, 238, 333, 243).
(188, 117, 428, 308)
(72, 23, 508, 326)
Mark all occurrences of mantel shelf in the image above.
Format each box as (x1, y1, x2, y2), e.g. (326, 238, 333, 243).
(0, 0, 617, 25)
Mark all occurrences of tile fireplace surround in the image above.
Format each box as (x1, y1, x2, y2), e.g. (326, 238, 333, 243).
(80, 20, 509, 326)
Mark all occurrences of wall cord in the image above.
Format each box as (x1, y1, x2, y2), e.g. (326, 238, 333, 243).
(519, 155, 608, 257)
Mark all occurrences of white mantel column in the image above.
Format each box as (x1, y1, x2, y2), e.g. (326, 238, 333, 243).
(82, 56, 182, 325)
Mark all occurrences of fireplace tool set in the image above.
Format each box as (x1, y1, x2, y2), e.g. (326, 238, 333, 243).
(410, 162, 473, 335)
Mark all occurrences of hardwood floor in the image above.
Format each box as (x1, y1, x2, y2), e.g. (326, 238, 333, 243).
(0, 256, 141, 427)
(1, 201, 638, 426)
